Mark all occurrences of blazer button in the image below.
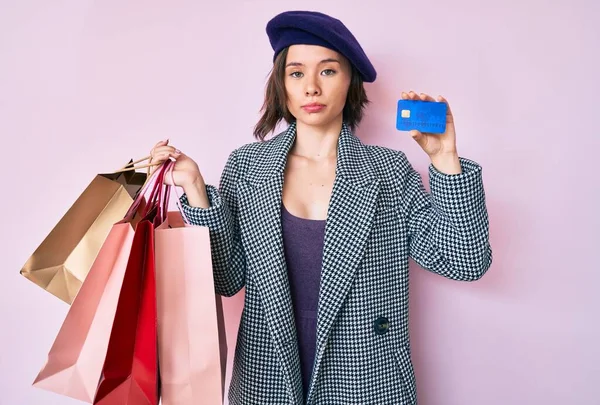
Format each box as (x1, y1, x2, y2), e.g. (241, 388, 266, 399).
(373, 317, 390, 335)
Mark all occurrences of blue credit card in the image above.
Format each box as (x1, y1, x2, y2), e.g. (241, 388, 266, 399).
(396, 99, 447, 134)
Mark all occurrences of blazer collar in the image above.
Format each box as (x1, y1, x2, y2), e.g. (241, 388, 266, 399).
(243, 120, 377, 190)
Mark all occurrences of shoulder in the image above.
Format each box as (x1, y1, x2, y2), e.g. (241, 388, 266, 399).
(225, 128, 287, 171)
(363, 143, 414, 181)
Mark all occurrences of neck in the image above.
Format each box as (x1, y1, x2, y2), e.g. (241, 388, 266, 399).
(291, 117, 343, 160)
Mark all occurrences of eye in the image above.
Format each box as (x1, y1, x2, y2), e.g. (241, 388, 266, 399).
(290, 71, 304, 78)
(322, 69, 336, 76)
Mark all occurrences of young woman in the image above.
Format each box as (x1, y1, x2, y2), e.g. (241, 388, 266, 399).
(149, 10, 492, 405)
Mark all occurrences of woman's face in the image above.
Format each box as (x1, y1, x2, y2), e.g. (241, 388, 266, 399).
(284, 44, 352, 128)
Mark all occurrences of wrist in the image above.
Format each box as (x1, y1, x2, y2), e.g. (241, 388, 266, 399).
(182, 176, 205, 195)
(430, 152, 461, 175)
(182, 176, 210, 209)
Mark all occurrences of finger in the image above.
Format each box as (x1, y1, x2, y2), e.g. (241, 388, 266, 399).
(150, 152, 169, 164)
(436, 95, 449, 105)
(401, 92, 409, 99)
(152, 139, 169, 149)
(408, 91, 418, 100)
(153, 150, 180, 161)
(169, 149, 182, 159)
(436, 95, 454, 123)
(410, 129, 421, 138)
(155, 149, 183, 161)
(150, 139, 169, 162)
(153, 145, 177, 154)
(410, 129, 427, 148)
(151, 145, 177, 160)
(419, 93, 436, 102)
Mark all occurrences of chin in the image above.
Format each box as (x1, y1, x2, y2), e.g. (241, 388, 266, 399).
(295, 111, 339, 128)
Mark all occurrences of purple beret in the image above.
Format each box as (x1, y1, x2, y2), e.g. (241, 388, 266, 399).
(266, 10, 377, 83)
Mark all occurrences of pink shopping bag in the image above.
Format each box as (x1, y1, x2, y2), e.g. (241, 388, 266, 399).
(154, 175, 228, 405)
(32, 221, 135, 402)
(32, 164, 162, 403)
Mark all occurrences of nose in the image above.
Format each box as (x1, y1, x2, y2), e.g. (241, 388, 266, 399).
(304, 75, 321, 97)
(305, 87, 320, 96)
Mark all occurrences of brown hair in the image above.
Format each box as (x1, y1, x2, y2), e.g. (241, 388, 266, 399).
(253, 46, 370, 141)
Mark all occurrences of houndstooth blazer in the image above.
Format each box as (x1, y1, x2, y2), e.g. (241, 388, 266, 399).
(179, 121, 492, 405)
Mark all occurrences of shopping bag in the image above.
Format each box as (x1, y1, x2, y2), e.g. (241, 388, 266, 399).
(93, 161, 172, 405)
(155, 205, 228, 405)
(30, 161, 162, 403)
(20, 161, 147, 304)
(32, 222, 135, 402)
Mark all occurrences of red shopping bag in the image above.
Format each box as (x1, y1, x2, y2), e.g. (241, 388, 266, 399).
(93, 161, 172, 405)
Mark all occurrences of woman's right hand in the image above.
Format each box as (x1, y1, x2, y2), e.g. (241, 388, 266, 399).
(149, 140, 203, 188)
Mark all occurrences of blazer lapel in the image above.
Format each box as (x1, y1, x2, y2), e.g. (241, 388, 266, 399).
(236, 123, 303, 401)
(308, 124, 380, 401)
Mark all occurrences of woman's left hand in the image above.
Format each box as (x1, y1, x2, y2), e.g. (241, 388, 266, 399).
(401, 91, 457, 158)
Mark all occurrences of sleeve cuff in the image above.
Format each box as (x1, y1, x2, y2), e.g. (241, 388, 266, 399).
(428, 157, 486, 219)
(429, 157, 482, 180)
(178, 184, 224, 227)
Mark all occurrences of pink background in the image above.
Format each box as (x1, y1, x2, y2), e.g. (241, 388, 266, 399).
(1, 1, 598, 404)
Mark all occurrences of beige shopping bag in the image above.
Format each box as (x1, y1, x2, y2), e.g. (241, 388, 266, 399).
(20, 160, 147, 304)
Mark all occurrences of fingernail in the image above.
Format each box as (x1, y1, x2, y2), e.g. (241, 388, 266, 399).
(175, 149, 181, 154)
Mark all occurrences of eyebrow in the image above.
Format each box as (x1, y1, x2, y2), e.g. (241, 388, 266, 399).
(285, 58, 341, 68)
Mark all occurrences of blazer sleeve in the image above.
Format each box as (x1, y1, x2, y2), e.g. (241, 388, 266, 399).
(178, 149, 246, 296)
(398, 152, 492, 281)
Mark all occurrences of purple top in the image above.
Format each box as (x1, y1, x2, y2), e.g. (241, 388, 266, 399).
(281, 203, 326, 399)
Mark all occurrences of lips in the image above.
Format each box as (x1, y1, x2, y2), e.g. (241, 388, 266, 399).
(302, 103, 325, 113)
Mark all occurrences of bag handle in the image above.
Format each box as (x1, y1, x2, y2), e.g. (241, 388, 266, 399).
(121, 157, 192, 226)
(122, 159, 169, 221)
(113, 155, 161, 173)
(164, 162, 191, 225)
(139, 160, 172, 220)
(152, 160, 173, 223)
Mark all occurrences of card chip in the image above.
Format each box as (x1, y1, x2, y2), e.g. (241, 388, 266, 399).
(401, 109, 411, 118)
